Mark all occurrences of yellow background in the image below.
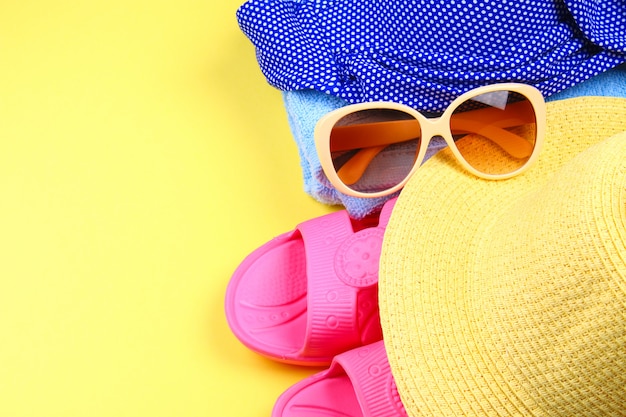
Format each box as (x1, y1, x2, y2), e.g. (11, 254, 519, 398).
(0, 1, 333, 416)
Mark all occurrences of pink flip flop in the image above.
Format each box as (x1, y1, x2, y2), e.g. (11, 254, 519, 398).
(272, 340, 407, 417)
(225, 198, 396, 366)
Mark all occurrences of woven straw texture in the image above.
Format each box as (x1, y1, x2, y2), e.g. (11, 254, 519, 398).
(379, 96, 626, 417)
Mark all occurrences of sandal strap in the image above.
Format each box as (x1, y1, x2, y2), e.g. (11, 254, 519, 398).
(332, 341, 408, 417)
(296, 198, 396, 358)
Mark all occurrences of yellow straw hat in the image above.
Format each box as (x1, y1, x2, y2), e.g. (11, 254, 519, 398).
(379, 96, 626, 416)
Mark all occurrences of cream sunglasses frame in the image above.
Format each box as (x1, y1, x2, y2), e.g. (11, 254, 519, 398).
(314, 83, 546, 198)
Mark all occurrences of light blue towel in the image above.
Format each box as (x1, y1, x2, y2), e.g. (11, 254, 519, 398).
(284, 63, 626, 219)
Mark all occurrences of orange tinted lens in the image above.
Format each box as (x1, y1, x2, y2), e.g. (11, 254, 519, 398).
(450, 90, 537, 175)
(329, 108, 421, 194)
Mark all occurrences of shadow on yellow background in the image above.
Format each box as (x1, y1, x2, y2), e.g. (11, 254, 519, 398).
(0, 1, 333, 416)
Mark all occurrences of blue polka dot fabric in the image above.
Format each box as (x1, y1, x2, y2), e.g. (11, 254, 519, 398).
(237, 0, 626, 219)
(237, 0, 626, 113)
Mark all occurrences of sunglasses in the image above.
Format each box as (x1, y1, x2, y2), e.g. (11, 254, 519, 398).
(315, 83, 546, 198)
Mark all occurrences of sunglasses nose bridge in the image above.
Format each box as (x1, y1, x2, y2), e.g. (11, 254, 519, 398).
(419, 116, 449, 144)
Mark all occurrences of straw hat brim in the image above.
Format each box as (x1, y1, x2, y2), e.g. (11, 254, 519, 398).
(379, 96, 626, 416)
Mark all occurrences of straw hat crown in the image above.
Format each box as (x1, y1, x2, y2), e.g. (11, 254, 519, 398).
(379, 97, 626, 416)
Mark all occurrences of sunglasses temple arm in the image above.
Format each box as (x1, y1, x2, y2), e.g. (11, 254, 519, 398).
(330, 100, 535, 151)
(330, 120, 420, 151)
(449, 118, 533, 158)
(330, 121, 420, 185)
(336, 145, 386, 185)
(331, 117, 533, 165)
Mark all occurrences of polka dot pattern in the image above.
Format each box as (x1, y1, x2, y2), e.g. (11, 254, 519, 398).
(237, 0, 626, 112)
